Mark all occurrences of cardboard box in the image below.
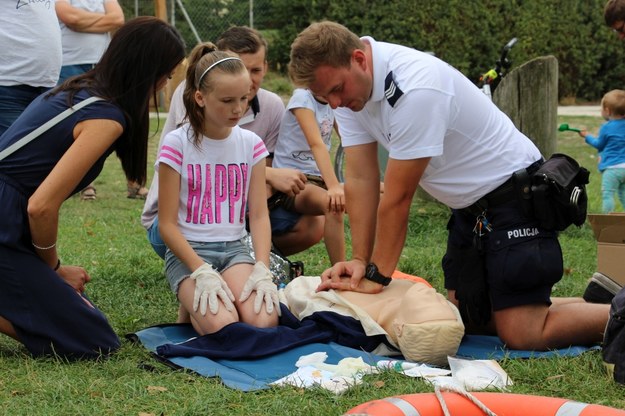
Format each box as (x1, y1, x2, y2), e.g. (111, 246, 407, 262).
(588, 213, 625, 286)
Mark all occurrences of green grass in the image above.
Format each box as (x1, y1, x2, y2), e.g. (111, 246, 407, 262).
(1, 114, 624, 416)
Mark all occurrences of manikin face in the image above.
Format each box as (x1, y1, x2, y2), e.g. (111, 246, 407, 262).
(195, 70, 252, 132)
(308, 50, 372, 111)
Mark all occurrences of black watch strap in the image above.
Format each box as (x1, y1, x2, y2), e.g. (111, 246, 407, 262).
(365, 263, 392, 286)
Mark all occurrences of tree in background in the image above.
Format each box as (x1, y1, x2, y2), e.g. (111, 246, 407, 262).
(265, 0, 625, 102)
(119, 0, 625, 102)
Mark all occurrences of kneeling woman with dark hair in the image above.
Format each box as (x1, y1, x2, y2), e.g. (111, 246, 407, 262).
(0, 16, 185, 359)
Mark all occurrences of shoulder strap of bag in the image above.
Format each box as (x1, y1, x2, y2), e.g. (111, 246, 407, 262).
(0, 96, 104, 161)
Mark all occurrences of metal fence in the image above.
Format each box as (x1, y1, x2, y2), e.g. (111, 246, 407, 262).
(118, 0, 271, 52)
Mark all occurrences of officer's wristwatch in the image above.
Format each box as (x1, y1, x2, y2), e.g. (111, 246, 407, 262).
(364, 262, 392, 286)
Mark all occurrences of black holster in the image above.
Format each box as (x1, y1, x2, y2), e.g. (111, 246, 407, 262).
(513, 167, 533, 218)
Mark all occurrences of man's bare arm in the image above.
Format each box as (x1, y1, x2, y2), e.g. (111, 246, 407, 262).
(370, 157, 430, 276)
(55, 0, 124, 33)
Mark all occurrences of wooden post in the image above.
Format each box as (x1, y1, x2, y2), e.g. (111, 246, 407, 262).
(154, 0, 167, 21)
(494, 56, 559, 157)
(151, 0, 168, 111)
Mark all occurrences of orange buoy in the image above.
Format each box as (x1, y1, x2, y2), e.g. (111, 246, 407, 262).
(345, 392, 625, 416)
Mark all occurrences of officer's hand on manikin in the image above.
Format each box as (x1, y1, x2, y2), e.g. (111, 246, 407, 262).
(190, 263, 235, 315)
(240, 262, 281, 316)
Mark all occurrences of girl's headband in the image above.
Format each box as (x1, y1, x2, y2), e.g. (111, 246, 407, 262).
(196, 57, 242, 88)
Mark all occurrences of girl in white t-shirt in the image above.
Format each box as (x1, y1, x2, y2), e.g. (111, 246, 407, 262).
(158, 47, 280, 335)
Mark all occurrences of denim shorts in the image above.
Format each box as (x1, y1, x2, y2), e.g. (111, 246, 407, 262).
(147, 217, 166, 259)
(164, 238, 254, 294)
(153, 208, 301, 258)
(269, 206, 301, 235)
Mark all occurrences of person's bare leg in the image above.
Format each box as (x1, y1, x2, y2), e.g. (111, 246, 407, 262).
(550, 297, 589, 306)
(494, 302, 610, 350)
(177, 278, 238, 335)
(273, 184, 334, 255)
(222, 263, 279, 328)
(0, 316, 19, 340)
(176, 304, 191, 323)
(323, 211, 345, 264)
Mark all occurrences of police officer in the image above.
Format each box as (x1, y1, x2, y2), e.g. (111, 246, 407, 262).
(288, 21, 610, 351)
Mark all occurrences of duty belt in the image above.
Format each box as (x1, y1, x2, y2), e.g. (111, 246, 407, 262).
(462, 159, 543, 217)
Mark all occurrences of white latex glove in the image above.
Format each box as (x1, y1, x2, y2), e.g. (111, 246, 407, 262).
(239, 262, 281, 316)
(190, 263, 235, 315)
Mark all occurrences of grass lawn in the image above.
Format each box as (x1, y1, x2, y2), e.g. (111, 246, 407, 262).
(0, 113, 624, 415)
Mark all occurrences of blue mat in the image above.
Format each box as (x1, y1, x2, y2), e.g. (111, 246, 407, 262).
(128, 325, 600, 391)
(456, 334, 600, 360)
(127, 324, 385, 391)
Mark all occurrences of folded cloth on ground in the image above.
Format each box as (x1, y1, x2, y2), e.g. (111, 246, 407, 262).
(155, 304, 394, 359)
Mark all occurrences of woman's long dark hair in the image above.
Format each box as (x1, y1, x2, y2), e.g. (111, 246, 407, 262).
(54, 17, 185, 184)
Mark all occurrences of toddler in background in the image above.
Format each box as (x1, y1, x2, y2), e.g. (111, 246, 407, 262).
(579, 89, 625, 212)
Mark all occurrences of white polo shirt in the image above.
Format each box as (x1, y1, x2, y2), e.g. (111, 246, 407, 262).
(336, 37, 541, 209)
